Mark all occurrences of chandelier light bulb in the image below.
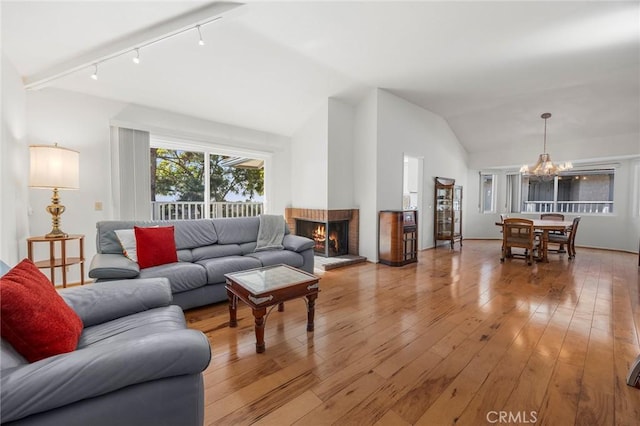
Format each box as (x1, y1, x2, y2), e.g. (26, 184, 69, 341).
(132, 48, 140, 64)
(90, 64, 98, 80)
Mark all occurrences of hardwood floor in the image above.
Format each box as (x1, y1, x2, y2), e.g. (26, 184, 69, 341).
(184, 240, 640, 425)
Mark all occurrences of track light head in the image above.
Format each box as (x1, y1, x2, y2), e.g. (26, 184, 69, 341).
(196, 25, 205, 46)
(90, 64, 98, 80)
(132, 48, 140, 64)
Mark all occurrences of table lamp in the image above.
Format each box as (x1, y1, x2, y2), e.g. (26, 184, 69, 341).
(29, 143, 79, 238)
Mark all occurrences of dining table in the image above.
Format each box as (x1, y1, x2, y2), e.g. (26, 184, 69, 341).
(496, 219, 574, 262)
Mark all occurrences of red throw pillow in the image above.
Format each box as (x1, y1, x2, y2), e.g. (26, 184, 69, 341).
(0, 259, 83, 363)
(134, 226, 178, 269)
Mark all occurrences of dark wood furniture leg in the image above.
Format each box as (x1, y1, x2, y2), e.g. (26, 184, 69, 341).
(253, 307, 267, 353)
(278, 302, 285, 312)
(541, 230, 549, 262)
(306, 294, 317, 332)
(227, 290, 238, 327)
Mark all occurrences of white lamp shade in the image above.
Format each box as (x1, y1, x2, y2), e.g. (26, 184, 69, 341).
(29, 145, 79, 189)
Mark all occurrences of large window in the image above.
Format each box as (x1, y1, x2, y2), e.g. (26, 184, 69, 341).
(521, 169, 614, 214)
(480, 173, 496, 213)
(150, 146, 264, 220)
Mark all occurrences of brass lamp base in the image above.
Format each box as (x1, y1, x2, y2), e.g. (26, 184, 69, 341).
(45, 229, 68, 239)
(45, 188, 68, 239)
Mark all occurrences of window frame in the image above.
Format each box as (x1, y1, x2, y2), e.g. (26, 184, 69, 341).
(519, 168, 616, 215)
(479, 172, 497, 214)
(150, 136, 269, 219)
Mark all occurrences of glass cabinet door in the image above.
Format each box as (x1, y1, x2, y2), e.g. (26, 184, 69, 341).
(434, 177, 463, 249)
(453, 185, 462, 237)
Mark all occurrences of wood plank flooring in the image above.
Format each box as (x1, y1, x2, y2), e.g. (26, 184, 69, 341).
(184, 240, 640, 426)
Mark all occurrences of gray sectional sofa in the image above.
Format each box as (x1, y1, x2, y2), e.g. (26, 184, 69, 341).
(88, 216, 315, 310)
(0, 277, 210, 426)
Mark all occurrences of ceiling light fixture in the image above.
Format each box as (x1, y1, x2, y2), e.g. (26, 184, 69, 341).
(520, 113, 572, 179)
(196, 25, 205, 46)
(132, 48, 140, 64)
(90, 64, 98, 80)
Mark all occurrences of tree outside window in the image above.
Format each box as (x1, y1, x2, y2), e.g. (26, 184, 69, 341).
(150, 148, 264, 219)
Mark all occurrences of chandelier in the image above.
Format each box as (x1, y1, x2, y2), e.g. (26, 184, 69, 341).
(520, 113, 572, 178)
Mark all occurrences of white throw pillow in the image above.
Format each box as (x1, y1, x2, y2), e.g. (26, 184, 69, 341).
(114, 229, 138, 263)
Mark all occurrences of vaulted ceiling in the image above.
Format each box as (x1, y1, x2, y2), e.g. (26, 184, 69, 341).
(2, 1, 639, 157)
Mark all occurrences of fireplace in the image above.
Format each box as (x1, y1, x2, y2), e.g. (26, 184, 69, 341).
(285, 208, 359, 258)
(296, 219, 349, 257)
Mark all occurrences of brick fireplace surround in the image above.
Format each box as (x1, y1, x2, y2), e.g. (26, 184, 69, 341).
(284, 208, 360, 256)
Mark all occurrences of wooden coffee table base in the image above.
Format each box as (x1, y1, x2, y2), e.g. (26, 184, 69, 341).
(227, 290, 318, 353)
(225, 265, 320, 354)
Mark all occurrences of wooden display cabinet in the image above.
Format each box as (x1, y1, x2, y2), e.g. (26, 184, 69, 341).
(378, 210, 418, 266)
(434, 177, 463, 249)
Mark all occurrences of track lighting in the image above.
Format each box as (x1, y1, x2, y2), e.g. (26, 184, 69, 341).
(197, 25, 205, 46)
(82, 18, 222, 83)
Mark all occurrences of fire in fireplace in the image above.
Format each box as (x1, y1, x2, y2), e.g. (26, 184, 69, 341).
(296, 219, 349, 257)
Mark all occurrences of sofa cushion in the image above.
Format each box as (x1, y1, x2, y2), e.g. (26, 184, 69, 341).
(177, 249, 193, 263)
(191, 244, 243, 262)
(245, 250, 304, 269)
(212, 217, 260, 245)
(240, 241, 257, 255)
(89, 254, 140, 279)
(1, 338, 26, 369)
(197, 256, 262, 284)
(0, 259, 83, 363)
(135, 226, 178, 269)
(138, 262, 207, 294)
(283, 234, 316, 252)
(78, 305, 186, 349)
(96, 220, 218, 254)
(114, 229, 138, 262)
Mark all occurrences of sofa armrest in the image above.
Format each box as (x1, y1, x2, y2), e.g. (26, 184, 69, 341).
(0, 329, 210, 423)
(89, 253, 140, 279)
(60, 278, 172, 327)
(283, 234, 315, 252)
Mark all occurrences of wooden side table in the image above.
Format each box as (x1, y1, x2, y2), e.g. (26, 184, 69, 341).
(27, 234, 85, 288)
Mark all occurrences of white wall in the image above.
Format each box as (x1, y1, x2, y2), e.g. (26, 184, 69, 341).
(469, 133, 640, 170)
(291, 100, 329, 209)
(327, 98, 355, 210)
(289, 98, 356, 211)
(24, 89, 294, 282)
(353, 90, 379, 261)
(376, 89, 469, 251)
(351, 89, 469, 261)
(26, 90, 129, 282)
(1, 55, 29, 265)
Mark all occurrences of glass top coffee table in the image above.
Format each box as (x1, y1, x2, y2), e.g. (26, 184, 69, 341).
(225, 264, 320, 353)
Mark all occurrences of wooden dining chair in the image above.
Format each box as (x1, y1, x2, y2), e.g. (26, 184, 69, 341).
(498, 214, 509, 235)
(500, 218, 539, 265)
(548, 216, 581, 259)
(541, 213, 566, 252)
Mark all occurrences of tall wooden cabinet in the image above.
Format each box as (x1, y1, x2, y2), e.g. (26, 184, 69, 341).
(379, 210, 418, 266)
(434, 177, 463, 249)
